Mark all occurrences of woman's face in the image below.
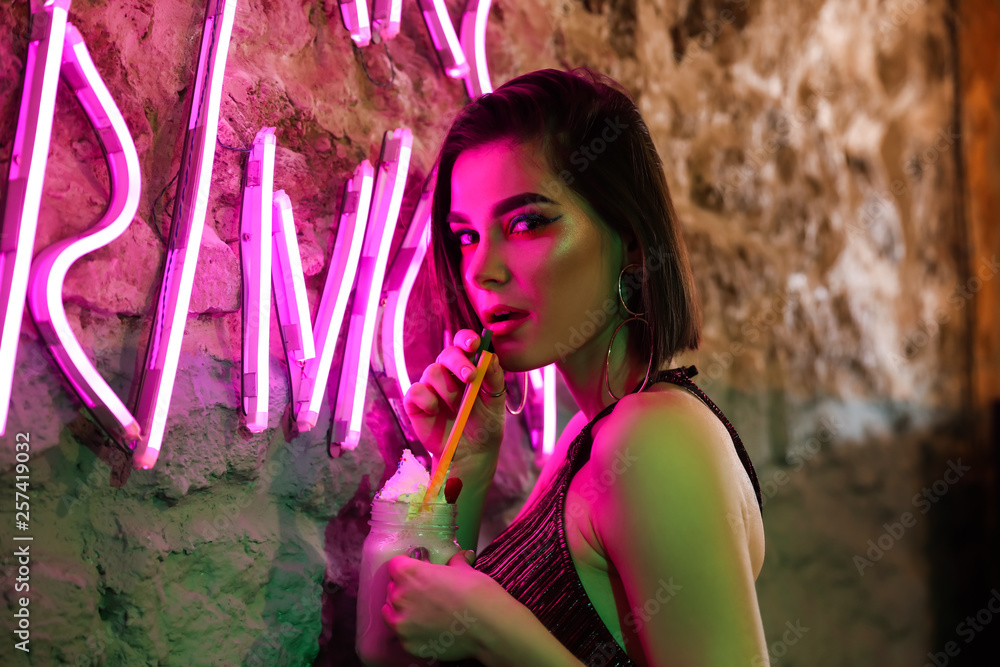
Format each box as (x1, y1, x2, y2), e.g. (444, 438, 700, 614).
(448, 140, 628, 372)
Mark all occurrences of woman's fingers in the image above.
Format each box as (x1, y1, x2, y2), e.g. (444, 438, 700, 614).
(449, 329, 506, 396)
(421, 363, 464, 414)
(406, 337, 500, 417)
(401, 328, 507, 455)
(436, 345, 479, 385)
(453, 329, 479, 353)
(402, 381, 438, 416)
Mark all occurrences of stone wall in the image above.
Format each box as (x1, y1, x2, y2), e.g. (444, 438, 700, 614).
(1, 0, 994, 665)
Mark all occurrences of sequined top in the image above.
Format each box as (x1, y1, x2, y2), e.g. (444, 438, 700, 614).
(452, 365, 763, 666)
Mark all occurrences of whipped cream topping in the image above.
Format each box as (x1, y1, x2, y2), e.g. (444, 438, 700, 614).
(375, 449, 445, 505)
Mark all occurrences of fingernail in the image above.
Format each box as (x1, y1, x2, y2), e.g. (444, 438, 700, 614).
(461, 366, 473, 381)
(465, 335, 476, 348)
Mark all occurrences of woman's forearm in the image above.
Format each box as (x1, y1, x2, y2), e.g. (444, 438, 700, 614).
(471, 595, 584, 667)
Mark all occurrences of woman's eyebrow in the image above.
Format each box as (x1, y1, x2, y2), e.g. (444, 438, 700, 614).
(447, 192, 557, 225)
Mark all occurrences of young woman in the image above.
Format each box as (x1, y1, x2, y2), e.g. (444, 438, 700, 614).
(384, 69, 767, 666)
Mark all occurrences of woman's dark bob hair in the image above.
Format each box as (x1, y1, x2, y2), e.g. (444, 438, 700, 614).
(428, 68, 701, 372)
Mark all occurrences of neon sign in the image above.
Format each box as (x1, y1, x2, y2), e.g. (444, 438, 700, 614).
(0, 0, 71, 438)
(238, 128, 277, 433)
(292, 163, 374, 432)
(332, 128, 413, 451)
(130, 0, 239, 469)
(2, 0, 560, 471)
(27, 22, 143, 444)
(335, 0, 493, 95)
(339, 0, 372, 47)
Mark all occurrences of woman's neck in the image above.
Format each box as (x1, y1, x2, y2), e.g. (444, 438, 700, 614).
(554, 318, 652, 422)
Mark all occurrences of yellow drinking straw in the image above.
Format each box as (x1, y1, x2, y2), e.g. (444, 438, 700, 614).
(421, 329, 495, 512)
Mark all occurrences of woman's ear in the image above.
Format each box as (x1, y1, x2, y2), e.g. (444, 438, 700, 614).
(622, 231, 642, 268)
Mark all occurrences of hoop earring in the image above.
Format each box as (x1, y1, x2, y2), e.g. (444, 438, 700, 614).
(605, 263, 654, 401)
(478, 369, 528, 414)
(506, 372, 528, 415)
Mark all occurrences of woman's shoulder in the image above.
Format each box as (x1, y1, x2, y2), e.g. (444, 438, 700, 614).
(608, 381, 733, 450)
(589, 381, 743, 496)
(590, 381, 765, 577)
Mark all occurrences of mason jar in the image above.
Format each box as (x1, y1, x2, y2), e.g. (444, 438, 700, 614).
(356, 498, 461, 666)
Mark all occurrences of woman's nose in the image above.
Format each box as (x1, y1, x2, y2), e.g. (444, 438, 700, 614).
(467, 238, 510, 288)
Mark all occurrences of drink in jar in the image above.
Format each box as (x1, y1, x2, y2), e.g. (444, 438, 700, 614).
(356, 498, 461, 666)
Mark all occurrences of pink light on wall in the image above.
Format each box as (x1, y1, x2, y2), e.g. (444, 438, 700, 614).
(131, 0, 237, 469)
(370, 169, 434, 442)
(271, 191, 317, 390)
(331, 129, 412, 451)
(459, 0, 493, 98)
(238, 128, 276, 433)
(525, 364, 557, 463)
(0, 0, 71, 436)
(25, 23, 142, 444)
(294, 162, 374, 431)
(418, 0, 469, 79)
(339, 0, 372, 47)
(372, 0, 402, 41)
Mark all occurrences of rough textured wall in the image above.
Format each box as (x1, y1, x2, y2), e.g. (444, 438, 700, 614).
(0, 0, 988, 665)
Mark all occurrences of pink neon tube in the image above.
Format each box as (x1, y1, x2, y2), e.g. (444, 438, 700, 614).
(132, 0, 237, 469)
(271, 191, 317, 372)
(418, 0, 469, 79)
(0, 0, 71, 436)
(371, 171, 433, 443)
(541, 363, 556, 456)
(295, 162, 373, 432)
(372, 0, 402, 41)
(239, 128, 276, 433)
(460, 0, 493, 98)
(339, 0, 371, 47)
(331, 129, 412, 451)
(25, 23, 142, 443)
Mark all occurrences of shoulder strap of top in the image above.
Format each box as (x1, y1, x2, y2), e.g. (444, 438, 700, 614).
(652, 366, 763, 515)
(567, 365, 764, 516)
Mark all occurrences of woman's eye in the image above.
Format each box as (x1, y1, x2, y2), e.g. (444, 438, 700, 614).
(509, 213, 559, 234)
(452, 213, 559, 247)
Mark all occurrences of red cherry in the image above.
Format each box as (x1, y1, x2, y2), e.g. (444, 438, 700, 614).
(444, 477, 463, 504)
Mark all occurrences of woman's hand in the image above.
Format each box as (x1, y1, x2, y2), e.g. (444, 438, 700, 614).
(402, 328, 507, 463)
(382, 550, 503, 662)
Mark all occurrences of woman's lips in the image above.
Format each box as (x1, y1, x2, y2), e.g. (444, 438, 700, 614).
(488, 312, 529, 336)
